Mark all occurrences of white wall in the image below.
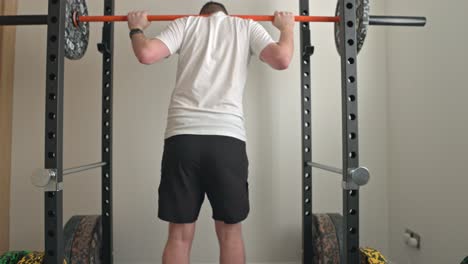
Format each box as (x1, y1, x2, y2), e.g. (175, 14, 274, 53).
(386, 0, 468, 263)
(10, 0, 389, 263)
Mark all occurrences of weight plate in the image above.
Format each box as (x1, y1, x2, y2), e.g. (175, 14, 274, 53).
(315, 214, 340, 264)
(70, 215, 102, 264)
(17, 252, 67, 264)
(335, 0, 370, 55)
(328, 213, 344, 259)
(65, 0, 89, 60)
(0, 251, 30, 264)
(312, 214, 320, 263)
(64, 215, 85, 264)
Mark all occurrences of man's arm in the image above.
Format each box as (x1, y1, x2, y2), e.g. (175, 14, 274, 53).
(260, 12, 295, 70)
(128, 11, 171, 65)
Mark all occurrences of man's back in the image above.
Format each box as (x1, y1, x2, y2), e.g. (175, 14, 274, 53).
(157, 12, 274, 141)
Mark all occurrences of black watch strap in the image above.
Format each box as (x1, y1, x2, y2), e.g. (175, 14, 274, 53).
(129, 28, 144, 39)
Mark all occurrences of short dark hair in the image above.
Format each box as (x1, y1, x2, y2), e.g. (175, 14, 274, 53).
(200, 2, 228, 15)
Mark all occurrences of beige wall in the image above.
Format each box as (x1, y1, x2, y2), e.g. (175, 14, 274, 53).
(10, 0, 389, 263)
(0, 0, 17, 254)
(387, 0, 468, 263)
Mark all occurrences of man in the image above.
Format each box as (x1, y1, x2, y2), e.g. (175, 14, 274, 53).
(127, 2, 294, 264)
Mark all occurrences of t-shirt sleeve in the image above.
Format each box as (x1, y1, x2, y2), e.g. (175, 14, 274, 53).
(155, 18, 187, 55)
(249, 21, 275, 57)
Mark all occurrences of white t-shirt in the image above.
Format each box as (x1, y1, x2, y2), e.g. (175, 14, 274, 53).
(156, 12, 275, 141)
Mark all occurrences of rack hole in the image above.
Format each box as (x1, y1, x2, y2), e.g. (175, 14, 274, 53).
(48, 210, 56, 217)
(349, 133, 356, 139)
(49, 93, 56, 100)
(348, 76, 355, 83)
(49, 35, 57, 43)
(48, 132, 56, 139)
(349, 114, 356, 120)
(49, 74, 56, 80)
(48, 152, 56, 159)
(348, 57, 355, 64)
(347, 39, 355, 46)
(349, 95, 356, 102)
(347, 21, 354, 27)
(346, 2, 353, 9)
(349, 152, 357, 158)
(349, 209, 356, 215)
(47, 250, 55, 256)
(349, 190, 357, 196)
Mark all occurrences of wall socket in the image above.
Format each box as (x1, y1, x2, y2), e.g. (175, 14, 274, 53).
(404, 228, 421, 249)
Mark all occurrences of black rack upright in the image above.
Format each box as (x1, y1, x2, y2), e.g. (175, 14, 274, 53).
(338, 0, 360, 263)
(299, 0, 314, 263)
(99, 0, 115, 264)
(44, 0, 66, 263)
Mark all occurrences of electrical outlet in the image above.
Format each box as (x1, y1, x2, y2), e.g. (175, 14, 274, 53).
(404, 228, 421, 249)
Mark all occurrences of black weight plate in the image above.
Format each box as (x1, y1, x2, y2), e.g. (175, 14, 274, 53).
(64, 215, 85, 264)
(70, 215, 101, 264)
(328, 213, 344, 259)
(316, 214, 340, 264)
(65, 0, 89, 60)
(335, 0, 370, 55)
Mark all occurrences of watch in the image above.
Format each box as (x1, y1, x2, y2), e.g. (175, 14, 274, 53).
(129, 28, 144, 39)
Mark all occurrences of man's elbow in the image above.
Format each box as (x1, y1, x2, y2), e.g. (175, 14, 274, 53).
(137, 53, 156, 65)
(274, 57, 291, 70)
(136, 49, 160, 65)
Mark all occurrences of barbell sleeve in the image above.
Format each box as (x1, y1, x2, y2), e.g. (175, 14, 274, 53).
(0, 15, 48, 25)
(369, 15, 426, 27)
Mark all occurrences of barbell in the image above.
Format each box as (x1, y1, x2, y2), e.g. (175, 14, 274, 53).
(0, 0, 426, 60)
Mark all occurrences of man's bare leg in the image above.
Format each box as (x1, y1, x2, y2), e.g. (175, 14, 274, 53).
(215, 221, 246, 264)
(162, 223, 196, 264)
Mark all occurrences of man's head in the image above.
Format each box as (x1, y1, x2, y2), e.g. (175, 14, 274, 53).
(199, 2, 228, 15)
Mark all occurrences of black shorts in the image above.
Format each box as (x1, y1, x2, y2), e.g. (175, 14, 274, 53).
(158, 134, 250, 224)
